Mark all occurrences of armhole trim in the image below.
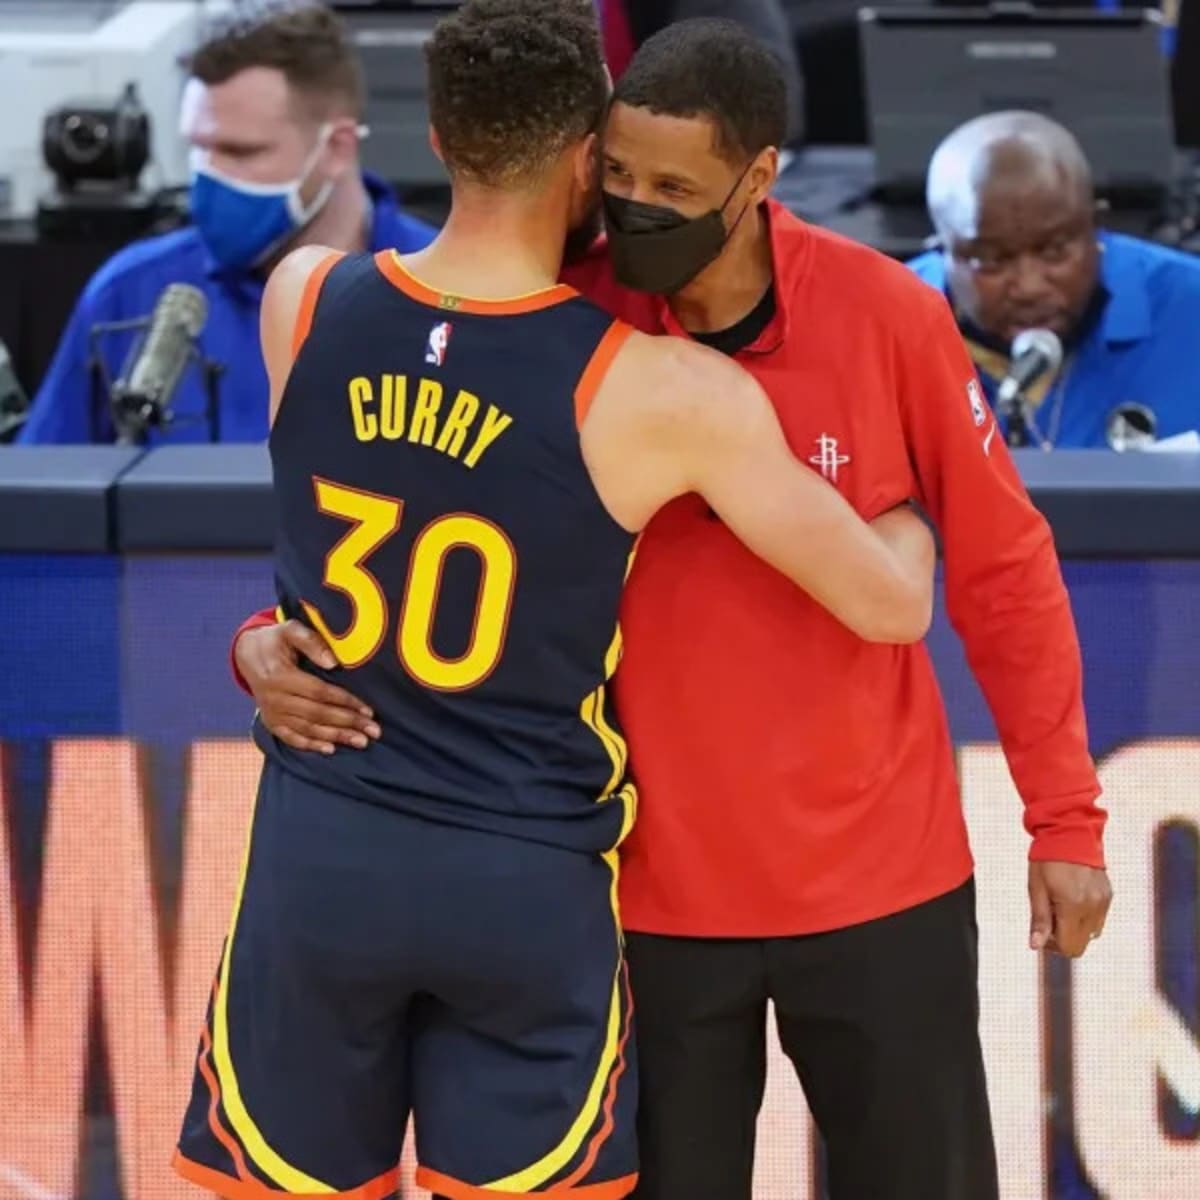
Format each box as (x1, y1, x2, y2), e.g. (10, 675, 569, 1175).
(574, 321, 635, 430)
(289, 250, 346, 363)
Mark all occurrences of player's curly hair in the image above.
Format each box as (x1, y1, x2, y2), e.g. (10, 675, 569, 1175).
(426, 0, 608, 188)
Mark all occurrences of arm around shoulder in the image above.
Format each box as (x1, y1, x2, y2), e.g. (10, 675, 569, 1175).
(628, 338, 934, 642)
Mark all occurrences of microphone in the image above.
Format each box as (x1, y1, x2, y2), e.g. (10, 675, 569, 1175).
(993, 328, 1060, 451)
(998, 329, 1063, 407)
(997, 328, 1063, 448)
(112, 283, 208, 444)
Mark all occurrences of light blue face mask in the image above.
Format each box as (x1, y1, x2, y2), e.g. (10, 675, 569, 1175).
(189, 125, 336, 272)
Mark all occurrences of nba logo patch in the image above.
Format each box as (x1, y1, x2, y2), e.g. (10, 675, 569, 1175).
(966, 378, 987, 427)
(425, 321, 453, 367)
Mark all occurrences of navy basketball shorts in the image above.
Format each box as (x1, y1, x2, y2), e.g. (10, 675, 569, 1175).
(173, 761, 637, 1199)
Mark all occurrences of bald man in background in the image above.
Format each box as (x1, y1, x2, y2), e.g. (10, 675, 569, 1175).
(908, 110, 1200, 449)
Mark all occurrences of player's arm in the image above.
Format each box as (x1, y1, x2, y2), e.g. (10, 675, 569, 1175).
(900, 289, 1109, 956)
(260, 243, 341, 426)
(583, 333, 935, 643)
(229, 610, 379, 754)
(234, 246, 381, 754)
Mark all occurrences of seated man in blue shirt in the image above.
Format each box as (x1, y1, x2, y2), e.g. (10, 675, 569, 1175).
(20, 0, 434, 445)
(908, 110, 1200, 449)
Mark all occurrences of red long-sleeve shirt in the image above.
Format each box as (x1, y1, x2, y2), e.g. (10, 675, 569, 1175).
(234, 202, 1105, 937)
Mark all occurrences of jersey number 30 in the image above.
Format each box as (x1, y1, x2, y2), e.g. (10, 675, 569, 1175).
(302, 478, 516, 691)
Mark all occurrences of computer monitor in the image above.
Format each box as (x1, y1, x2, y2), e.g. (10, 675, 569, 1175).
(1171, 0, 1200, 149)
(331, 2, 460, 10)
(859, 6, 1175, 201)
(335, 3, 460, 190)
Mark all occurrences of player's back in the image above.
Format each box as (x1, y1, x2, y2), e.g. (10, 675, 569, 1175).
(262, 251, 637, 854)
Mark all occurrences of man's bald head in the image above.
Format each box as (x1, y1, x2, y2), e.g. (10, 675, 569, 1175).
(927, 111, 1092, 241)
(926, 111, 1100, 345)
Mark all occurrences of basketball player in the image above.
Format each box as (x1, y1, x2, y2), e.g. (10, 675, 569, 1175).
(172, 4, 935, 1198)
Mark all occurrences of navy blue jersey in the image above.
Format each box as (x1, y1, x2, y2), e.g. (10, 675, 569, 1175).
(259, 250, 638, 853)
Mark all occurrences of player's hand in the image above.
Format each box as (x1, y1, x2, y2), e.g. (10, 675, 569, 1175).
(1028, 861, 1112, 957)
(235, 621, 380, 756)
(867, 502, 936, 636)
(869, 503, 936, 576)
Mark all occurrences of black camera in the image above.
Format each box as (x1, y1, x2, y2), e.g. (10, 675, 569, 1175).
(37, 82, 169, 239)
(42, 82, 150, 190)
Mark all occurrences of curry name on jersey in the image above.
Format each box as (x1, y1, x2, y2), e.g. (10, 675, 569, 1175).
(260, 251, 637, 854)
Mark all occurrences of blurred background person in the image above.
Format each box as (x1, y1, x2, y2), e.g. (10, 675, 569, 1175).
(598, 0, 805, 141)
(909, 110, 1200, 449)
(18, 0, 434, 446)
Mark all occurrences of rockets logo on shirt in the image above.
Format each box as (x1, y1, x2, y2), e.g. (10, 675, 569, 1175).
(425, 321, 453, 367)
(809, 434, 850, 483)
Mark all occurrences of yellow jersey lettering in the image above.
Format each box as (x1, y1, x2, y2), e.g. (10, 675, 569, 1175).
(380, 374, 407, 440)
(348, 376, 377, 442)
(435, 389, 482, 459)
(399, 515, 516, 690)
(463, 405, 514, 469)
(409, 378, 443, 447)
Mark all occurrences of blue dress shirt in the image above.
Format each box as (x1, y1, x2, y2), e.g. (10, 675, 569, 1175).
(19, 174, 435, 444)
(908, 231, 1200, 448)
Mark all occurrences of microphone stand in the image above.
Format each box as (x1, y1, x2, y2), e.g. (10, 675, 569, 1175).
(997, 387, 1031, 449)
(203, 358, 226, 443)
(88, 321, 224, 445)
(112, 388, 165, 447)
(90, 318, 148, 443)
(0, 401, 28, 444)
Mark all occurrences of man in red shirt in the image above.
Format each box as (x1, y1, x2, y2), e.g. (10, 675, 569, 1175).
(229, 18, 1111, 1200)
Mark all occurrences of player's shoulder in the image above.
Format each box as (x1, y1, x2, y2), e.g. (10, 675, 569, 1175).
(624, 327, 744, 385)
(263, 244, 346, 317)
(610, 329, 758, 437)
(275, 243, 345, 286)
(546, 287, 637, 361)
(283, 242, 348, 275)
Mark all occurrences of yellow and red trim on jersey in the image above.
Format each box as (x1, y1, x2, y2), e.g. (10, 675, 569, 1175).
(290, 251, 345, 363)
(173, 1151, 399, 1200)
(416, 1167, 636, 1199)
(208, 792, 340, 1192)
(374, 251, 579, 316)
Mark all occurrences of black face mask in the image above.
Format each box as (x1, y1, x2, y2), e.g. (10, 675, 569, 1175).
(602, 165, 753, 295)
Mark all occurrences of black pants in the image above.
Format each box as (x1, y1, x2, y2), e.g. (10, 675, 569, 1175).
(626, 879, 999, 1200)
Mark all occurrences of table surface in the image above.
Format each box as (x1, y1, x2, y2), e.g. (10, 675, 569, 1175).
(2, 445, 1199, 557)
